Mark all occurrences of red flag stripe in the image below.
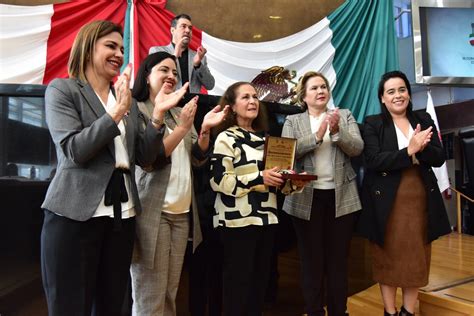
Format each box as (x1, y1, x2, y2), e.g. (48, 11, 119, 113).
(43, 0, 127, 84)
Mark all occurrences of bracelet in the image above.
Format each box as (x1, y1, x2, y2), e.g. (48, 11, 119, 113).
(199, 130, 210, 139)
(315, 134, 323, 145)
(151, 117, 164, 126)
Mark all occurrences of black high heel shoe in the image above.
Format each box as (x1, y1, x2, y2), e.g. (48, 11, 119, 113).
(398, 306, 414, 316)
(384, 310, 397, 316)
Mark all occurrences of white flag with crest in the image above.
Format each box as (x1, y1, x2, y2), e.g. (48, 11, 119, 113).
(426, 90, 450, 193)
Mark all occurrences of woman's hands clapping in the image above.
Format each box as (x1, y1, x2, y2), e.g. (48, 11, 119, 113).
(109, 64, 132, 123)
(178, 95, 198, 131)
(327, 108, 340, 135)
(407, 124, 433, 156)
(151, 82, 190, 124)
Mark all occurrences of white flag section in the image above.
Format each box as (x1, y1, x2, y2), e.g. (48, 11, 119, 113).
(426, 90, 450, 193)
(0, 4, 53, 84)
(202, 17, 337, 98)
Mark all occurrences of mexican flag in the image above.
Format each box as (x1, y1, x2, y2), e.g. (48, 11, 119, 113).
(0, 0, 398, 121)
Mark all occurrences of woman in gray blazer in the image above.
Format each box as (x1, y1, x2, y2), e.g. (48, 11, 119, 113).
(40, 21, 173, 316)
(281, 71, 363, 316)
(130, 52, 228, 316)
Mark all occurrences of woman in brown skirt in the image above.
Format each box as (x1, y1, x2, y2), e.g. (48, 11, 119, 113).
(357, 71, 451, 316)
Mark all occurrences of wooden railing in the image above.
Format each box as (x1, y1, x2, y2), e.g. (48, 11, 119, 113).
(451, 187, 474, 234)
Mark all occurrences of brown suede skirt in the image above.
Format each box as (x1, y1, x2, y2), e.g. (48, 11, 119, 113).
(371, 166, 431, 287)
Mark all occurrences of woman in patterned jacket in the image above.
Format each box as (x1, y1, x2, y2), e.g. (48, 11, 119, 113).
(210, 81, 307, 316)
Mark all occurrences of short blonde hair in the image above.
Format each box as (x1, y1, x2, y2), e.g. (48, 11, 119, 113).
(68, 20, 123, 82)
(296, 71, 331, 110)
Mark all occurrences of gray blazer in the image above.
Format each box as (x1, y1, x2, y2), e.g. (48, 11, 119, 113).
(133, 101, 204, 269)
(149, 43, 215, 93)
(281, 109, 363, 219)
(42, 78, 165, 221)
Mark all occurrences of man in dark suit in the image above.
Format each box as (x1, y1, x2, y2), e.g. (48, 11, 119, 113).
(149, 14, 215, 93)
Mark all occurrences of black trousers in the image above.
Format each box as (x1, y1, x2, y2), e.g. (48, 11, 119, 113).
(40, 209, 135, 316)
(292, 189, 355, 316)
(220, 225, 276, 316)
(188, 226, 223, 316)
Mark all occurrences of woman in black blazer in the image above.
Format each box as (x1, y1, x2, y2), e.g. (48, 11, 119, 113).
(357, 71, 451, 316)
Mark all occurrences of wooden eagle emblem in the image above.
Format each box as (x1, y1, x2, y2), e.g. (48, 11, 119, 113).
(251, 66, 298, 104)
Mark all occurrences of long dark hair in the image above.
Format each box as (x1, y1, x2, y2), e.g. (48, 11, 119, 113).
(132, 52, 177, 102)
(212, 81, 268, 137)
(378, 70, 413, 121)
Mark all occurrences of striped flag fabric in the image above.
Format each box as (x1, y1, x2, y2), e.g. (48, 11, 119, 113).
(426, 90, 451, 193)
(0, 1, 126, 84)
(201, 0, 399, 121)
(0, 0, 398, 121)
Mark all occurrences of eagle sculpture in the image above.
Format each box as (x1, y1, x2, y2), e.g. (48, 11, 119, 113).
(251, 66, 298, 104)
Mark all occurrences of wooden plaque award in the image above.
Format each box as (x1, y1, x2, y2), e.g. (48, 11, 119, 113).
(263, 136, 317, 181)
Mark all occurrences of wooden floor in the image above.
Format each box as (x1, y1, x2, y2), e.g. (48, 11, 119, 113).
(4, 232, 474, 316)
(347, 232, 474, 316)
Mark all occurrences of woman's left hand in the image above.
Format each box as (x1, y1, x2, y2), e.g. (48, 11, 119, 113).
(327, 108, 340, 134)
(109, 64, 132, 123)
(178, 95, 198, 130)
(201, 105, 230, 132)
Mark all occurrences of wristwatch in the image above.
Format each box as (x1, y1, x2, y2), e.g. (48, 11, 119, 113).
(151, 116, 164, 127)
(315, 134, 323, 146)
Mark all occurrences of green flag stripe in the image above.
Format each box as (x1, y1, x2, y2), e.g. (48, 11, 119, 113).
(328, 0, 399, 122)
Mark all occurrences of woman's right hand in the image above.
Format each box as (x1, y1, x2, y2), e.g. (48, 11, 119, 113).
(315, 115, 329, 141)
(263, 167, 285, 187)
(407, 124, 433, 156)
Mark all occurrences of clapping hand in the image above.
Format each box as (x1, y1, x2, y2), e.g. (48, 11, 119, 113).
(201, 105, 231, 132)
(407, 124, 433, 156)
(316, 116, 329, 141)
(110, 63, 132, 123)
(178, 95, 198, 130)
(152, 82, 190, 119)
(174, 37, 188, 58)
(193, 46, 207, 67)
(327, 108, 340, 134)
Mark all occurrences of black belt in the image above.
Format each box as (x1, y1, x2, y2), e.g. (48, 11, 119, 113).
(104, 167, 130, 231)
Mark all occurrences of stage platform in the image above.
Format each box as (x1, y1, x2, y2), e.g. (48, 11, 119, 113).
(348, 232, 474, 316)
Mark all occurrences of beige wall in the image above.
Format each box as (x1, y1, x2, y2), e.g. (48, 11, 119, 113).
(1, 0, 344, 42)
(166, 0, 344, 42)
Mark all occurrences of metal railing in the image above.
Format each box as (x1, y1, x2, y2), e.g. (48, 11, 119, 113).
(451, 187, 474, 234)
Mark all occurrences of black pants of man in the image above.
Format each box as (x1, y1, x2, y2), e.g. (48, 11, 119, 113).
(220, 224, 276, 316)
(40, 209, 135, 316)
(292, 189, 355, 316)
